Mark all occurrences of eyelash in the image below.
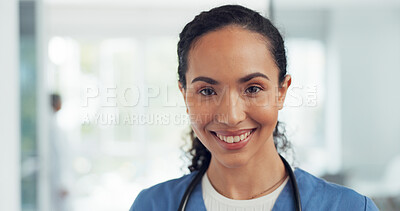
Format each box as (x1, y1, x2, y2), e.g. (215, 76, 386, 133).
(198, 87, 216, 96)
(245, 85, 263, 95)
(198, 85, 264, 96)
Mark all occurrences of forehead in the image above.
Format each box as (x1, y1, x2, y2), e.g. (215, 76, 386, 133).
(186, 26, 278, 82)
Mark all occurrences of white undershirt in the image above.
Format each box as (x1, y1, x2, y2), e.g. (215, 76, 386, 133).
(202, 172, 288, 211)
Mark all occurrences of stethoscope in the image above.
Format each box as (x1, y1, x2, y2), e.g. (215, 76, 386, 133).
(178, 155, 302, 211)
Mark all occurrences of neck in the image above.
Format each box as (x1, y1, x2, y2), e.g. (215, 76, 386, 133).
(206, 139, 286, 200)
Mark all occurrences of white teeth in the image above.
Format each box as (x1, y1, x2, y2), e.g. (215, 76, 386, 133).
(215, 130, 253, 143)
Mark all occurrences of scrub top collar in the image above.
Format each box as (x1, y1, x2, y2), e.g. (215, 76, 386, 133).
(184, 168, 302, 211)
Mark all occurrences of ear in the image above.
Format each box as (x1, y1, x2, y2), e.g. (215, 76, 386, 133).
(178, 82, 189, 113)
(178, 81, 186, 100)
(277, 75, 291, 110)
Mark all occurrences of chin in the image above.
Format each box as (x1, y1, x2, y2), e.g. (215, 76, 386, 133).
(212, 153, 252, 169)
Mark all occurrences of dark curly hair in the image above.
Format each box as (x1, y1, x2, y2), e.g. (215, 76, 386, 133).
(178, 5, 291, 172)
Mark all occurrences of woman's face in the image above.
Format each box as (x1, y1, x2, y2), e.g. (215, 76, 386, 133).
(179, 26, 291, 168)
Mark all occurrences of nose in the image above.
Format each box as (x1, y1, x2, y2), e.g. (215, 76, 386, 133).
(214, 89, 246, 126)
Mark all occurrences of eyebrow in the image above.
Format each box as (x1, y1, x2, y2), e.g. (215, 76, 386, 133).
(191, 72, 270, 85)
(191, 76, 219, 85)
(238, 72, 270, 83)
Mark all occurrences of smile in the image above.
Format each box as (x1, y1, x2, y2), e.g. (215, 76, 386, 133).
(216, 131, 251, 143)
(211, 129, 255, 144)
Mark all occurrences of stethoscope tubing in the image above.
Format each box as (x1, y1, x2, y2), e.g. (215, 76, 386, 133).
(280, 154, 302, 211)
(178, 162, 208, 210)
(178, 155, 302, 211)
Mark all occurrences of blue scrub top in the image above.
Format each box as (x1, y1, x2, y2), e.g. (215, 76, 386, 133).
(130, 168, 379, 210)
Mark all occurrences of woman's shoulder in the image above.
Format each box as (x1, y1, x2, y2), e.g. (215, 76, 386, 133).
(129, 172, 197, 211)
(138, 172, 196, 194)
(295, 167, 365, 196)
(294, 168, 378, 210)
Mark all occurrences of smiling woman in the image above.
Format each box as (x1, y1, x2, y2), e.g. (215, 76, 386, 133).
(181, 25, 290, 175)
(129, 5, 379, 211)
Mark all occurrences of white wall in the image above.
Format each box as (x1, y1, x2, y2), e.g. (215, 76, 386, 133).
(46, 1, 268, 38)
(276, 6, 400, 188)
(0, 0, 21, 210)
(331, 8, 400, 181)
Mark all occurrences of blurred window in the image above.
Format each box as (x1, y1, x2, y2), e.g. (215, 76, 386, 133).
(281, 38, 329, 175)
(20, 1, 39, 210)
(48, 36, 187, 210)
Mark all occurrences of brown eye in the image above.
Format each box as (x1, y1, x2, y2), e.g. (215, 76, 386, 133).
(245, 86, 262, 94)
(199, 88, 216, 96)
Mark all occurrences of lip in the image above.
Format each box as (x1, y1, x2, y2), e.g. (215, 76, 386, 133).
(210, 128, 256, 150)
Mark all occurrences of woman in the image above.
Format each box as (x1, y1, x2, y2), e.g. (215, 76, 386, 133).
(130, 5, 378, 211)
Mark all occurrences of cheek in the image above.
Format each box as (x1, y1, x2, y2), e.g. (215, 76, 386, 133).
(188, 103, 211, 123)
(251, 106, 278, 126)
(248, 94, 279, 129)
(186, 98, 215, 132)
(188, 106, 215, 150)
(186, 97, 218, 150)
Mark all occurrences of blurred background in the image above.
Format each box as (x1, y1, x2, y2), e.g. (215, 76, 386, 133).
(1, 0, 400, 210)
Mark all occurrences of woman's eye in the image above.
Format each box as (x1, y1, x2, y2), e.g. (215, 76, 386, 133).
(199, 88, 216, 96)
(245, 86, 262, 94)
